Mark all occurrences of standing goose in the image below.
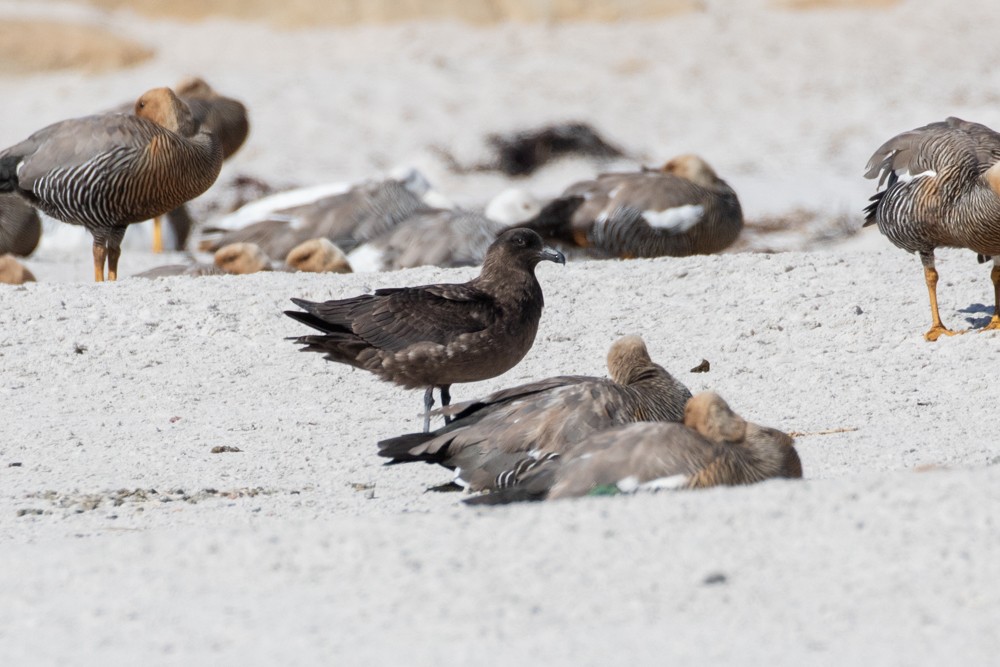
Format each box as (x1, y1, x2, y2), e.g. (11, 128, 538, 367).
(377, 335, 692, 490)
(285, 228, 565, 432)
(0, 87, 223, 281)
(466, 392, 801, 504)
(516, 154, 743, 258)
(864, 117, 1000, 340)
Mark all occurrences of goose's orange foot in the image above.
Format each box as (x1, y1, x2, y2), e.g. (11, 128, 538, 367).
(924, 325, 958, 342)
(979, 315, 1000, 333)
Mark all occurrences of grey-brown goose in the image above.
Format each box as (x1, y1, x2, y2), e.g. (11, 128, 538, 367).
(352, 208, 507, 271)
(864, 117, 1000, 341)
(174, 77, 249, 161)
(0, 196, 41, 257)
(153, 77, 250, 253)
(377, 335, 692, 489)
(0, 87, 223, 281)
(466, 392, 801, 504)
(516, 154, 743, 258)
(111, 78, 249, 253)
(285, 228, 565, 432)
(200, 176, 428, 259)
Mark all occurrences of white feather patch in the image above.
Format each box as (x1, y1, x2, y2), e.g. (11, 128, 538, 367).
(451, 468, 470, 488)
(638, 474, 690, 492)
(616, 475, 641, 493)
(896, 169, 937, 183)
(643, 204, 704, 233)
(616, 474, 689, 494)
(345, 244, 386, 273)
(213, 182, 351, 230)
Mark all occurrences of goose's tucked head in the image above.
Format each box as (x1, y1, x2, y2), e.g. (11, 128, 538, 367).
(606, 335, 654, 385)
(286, 238, 352, 274)
(174, 76, 215, 99)
(214, 242, 270, 274)
(135, 87, 196, 137)
(660, 154, 720, 189)
(684, 392, 746, 444)
(0, 254, 35, 285)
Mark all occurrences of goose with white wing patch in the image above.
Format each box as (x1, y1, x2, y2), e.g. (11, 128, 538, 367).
(466, 392, 801, 505)
(514, 154, 743, 258)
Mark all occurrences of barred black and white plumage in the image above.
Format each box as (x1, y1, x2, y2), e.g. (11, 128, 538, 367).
(0, 87, 223, 281)
(863, 116, 1000, 340)
(465, 392, 802, 506)
(514, 154, 743, 259)
(494, 451, 560, 489)
(0, 195, 41, 257)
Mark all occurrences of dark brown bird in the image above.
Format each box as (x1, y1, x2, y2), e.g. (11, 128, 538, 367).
(0, 87, 223, 281)
(377, 335, 692, 489)
(864, 117, 1000, 340)
(285, 228, 565, 431)
(466, 392, 801, 504)
(516, 154, 743, 258)
(0, 196, 41, 257)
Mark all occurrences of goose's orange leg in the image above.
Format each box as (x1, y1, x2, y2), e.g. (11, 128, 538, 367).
(92, 243, 107, 282)
(152, 216, 163, 254)
(982, 263, 1000, 332)
(923, 265, 957, 342)
(107, 245, 121, 282)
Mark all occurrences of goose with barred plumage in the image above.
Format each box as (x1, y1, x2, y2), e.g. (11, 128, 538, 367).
(0, 87, 223, 281)
(864, 117, 1000, 341)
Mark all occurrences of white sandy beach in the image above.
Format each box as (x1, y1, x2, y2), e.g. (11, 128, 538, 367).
(2, 0, 1000, 664)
